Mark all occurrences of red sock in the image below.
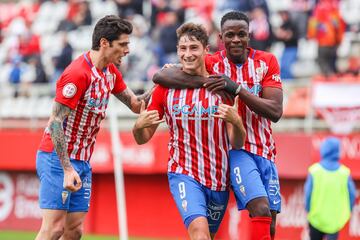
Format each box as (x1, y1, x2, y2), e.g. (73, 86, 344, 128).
(250, 216, 272, 240)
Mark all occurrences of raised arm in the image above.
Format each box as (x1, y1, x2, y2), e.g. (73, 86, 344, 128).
(114, 87, 153, 113)
(49, 102, 82, 192)
(152, 66, 206, 89)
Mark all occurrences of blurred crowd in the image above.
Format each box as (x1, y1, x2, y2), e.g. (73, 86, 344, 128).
(0, 0, 360, 98)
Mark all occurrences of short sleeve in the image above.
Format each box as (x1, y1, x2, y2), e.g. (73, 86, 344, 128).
(147, 85, 166, 118)
(262, 54, 282, 89)
(110, 64, 127, 94)
(55, 68, 88, 110)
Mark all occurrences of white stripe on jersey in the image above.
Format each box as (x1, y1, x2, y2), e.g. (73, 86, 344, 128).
(194, 89, 206, 186)
(207, 93, 217, 188)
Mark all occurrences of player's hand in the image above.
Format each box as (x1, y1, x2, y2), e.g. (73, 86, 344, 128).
(212, 96, 241, 125)
(63, 167, 82, 192)
(161, 63, 182, 70)
(135, 101, 164, 129)
(205, 74, 241, 95)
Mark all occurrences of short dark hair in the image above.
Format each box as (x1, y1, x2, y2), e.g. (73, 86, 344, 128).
(176, 22, 208, 47)
(220, 11, 249, 28)
(92, 15, 133, 50)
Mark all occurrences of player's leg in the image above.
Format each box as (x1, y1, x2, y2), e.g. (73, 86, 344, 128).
(229, 149, 272, 240)
(35, 209, 67, 240)
(326, 232, 339, 240)
(168, 173, 211, 240)
(36, 151, 72, 239)
(261, 160, 281, 240)
(308, 223, 325, 240)
(60, 212, 87, 240)
(188, 216, 211, 240)
(207, 189, 229, 239)
(62, 160, 92, 240)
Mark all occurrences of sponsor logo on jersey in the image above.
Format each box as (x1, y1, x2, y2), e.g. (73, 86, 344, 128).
(272, 74, 281, 82)
(172, 101, 218, 120)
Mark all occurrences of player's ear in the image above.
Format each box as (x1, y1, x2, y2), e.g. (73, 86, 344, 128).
(218, 32, 223, 41)
(205, 45, 210, 54)
(100, 38, 109, 48)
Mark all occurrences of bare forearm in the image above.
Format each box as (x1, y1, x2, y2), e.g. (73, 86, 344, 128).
(238, 89, 283, 122)
(132, 125, 156, 145)
(49, 120, 72, 170)
(152, 67, 206, 89)
(228, 120, 246, 149)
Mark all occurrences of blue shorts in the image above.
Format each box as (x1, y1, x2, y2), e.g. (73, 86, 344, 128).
(36, 150, 92, 212)
(229, 149, 281, 212)
(168, 173, 229, 234)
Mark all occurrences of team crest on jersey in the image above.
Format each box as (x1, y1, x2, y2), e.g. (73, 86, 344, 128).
(255, 66, 266, 81)
(62, 83, 77, 98)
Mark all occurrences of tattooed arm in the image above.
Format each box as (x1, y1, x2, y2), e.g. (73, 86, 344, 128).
(49, 102, 82, 192)
(114, 87, 153, 113)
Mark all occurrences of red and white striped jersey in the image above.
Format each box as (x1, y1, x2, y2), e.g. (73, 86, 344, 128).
(206, 48, 282, 161)
(39, 52, 127, 160)
(148, 86, 230, 191)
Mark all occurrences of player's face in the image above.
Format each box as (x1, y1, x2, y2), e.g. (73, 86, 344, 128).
(220, 19, 249, 63)
(177, 35, 208, 74)
(106, 34, 130, 65)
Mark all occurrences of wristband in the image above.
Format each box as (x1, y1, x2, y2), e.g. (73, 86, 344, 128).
(235, 84, 242, 95)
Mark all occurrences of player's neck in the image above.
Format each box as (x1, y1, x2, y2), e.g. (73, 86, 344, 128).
(227, 48, 249, 64)
(89, 50, 108, 70)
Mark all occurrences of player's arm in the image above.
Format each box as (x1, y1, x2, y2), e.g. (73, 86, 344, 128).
(213, 97, 246, 149)
(152, 66, 206, 89)
(48, 102, 82, 192)
(114, 87, 153, 113)
(205, 56, 283, 122)
(132, 101, 164, 144)
(236, 86, 283, 123)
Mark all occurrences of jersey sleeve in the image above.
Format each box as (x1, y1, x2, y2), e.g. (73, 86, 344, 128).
(110, 64, 127, 94)
(147, 85, 166, 118)
(55, 67, 88, 110)
(262, 54, 282, 89)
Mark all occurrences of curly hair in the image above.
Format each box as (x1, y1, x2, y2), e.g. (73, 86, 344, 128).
(92, 15, 133, 50)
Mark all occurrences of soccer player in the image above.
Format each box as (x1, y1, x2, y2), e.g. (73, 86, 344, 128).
(35, 15, 152, 240)
(132, 23, 246, 240)
(153, 11, 283, 240)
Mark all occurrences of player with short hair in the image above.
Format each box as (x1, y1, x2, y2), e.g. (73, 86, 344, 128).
(133, 22, 246, 240)
(35, 15, 152, 240)
(153, 11, 283, 240)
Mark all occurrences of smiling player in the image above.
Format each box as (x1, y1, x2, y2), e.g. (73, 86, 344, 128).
(132, 22, 246, 240)
(35, 15, 152, 240)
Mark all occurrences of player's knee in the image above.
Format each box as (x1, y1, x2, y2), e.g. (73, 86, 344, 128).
(190, 230, 211, 240)
(69, 228, 83, 240)
(39, 226, 64, 240)
(63, 224, 83, 240)
(247, 198, 271, 217)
